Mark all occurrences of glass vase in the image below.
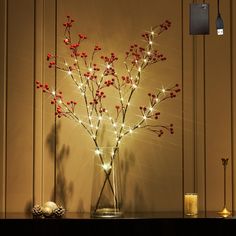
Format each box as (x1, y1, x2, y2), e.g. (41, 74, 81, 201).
(90, 147, 123, 218)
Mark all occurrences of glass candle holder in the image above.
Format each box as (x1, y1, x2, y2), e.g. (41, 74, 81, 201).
(184, 193, 198, 216)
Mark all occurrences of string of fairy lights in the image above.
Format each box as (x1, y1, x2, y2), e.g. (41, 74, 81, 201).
(36, 16, 180, 171)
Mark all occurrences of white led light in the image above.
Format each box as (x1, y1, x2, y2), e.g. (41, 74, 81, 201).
(143, 116, 147, 120)
(147, 51, 151, 55)
(149, 41, 153, 45)
(144, 59, 147, 63)
(65, 62, 68, 66)
(138, 67, 141, 72)
(149, 107, 153, 112)
(151, 31, 154, 35)
(52, 91, 56, 96)
(217, 29, 224, 35)
(102, 163, 111, 171)
(129, 129, 133, 133)
(95, 149, 100, 155)
(68, 71, 72, 75)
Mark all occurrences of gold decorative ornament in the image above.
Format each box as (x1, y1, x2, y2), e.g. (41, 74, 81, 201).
(32, 204, 43, 217)
(53, 206, 66, 217)
(42, 206, 53, 217)
(43, 201, 58, 211)
(218, 158, 231, 218)
(32, 201, 65, 218)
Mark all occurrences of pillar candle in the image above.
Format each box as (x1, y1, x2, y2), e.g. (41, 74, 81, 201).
(184, 193, 198, 216)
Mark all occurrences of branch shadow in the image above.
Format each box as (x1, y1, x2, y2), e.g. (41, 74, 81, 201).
(46, 121, 74, 209)
(121, 148, 145, 212)
(56, 143, 74, 209)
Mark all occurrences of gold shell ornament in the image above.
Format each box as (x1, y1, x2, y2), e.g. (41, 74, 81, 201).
(43, 201, 58, 211)
(32, 201, 65, 218)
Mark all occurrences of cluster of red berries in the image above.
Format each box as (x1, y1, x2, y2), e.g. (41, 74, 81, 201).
(147, 50, 166, 64)
(94, 45, 101, 51)
(89, 90, 106, 106)
(63, 16, 74, 28)
(36, 81, 50, 92)
(46, 53, 56, 68)
(104, 79, 115, 87)
(104, 67, 116, 76)
(153, 112, 160, 120)
(80, 52, 88, 59)
(101, 53, 118, 64)
(159, 20, 171, 31)
(69, 42, 80, 50)
(168, 84, 181, 98)
(121, 76, 133, 85)
(78, 34, 87, 40)
(50, 92, 63, 105)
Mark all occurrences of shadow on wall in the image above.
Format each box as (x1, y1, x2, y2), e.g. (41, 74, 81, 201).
(25, 201, 33, 213)
(121, 149, 145, 212)
(56, 143, 74, 209)
(46, 121, 74, 209)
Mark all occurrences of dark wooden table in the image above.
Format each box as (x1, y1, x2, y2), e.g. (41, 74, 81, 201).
(0, 212, 235, 235)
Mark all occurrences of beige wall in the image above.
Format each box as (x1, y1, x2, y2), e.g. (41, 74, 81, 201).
(0, 0, 235, 213)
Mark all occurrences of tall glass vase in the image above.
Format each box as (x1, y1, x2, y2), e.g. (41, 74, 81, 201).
(90, 147, 123, 218)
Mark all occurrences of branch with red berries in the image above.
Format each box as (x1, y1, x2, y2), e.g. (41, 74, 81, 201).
(36, 16, 180, 149)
